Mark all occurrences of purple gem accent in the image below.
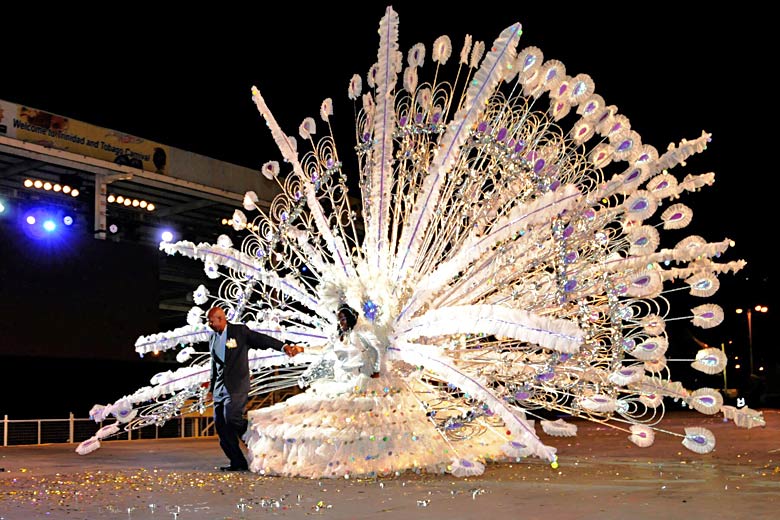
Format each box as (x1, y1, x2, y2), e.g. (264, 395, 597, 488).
(620, 368, 636, 376)
(642, 341, 657, 352)
(477, 121, 488, 133)
(560, 353, 571, 361)
(634, 276, 650, 287)
(656, 181, 669, 190)
(432, 112, 441, 124)
(564, 252, 577, 264)
(399, 116, 408, 127)
(701, 312, 714, 319)
(534, 158, 545, 173)
(550, 179, 560, 191)
(281, 211, 289, 222)
(326, 158, 334, 168)
(611, 122, 622, 133)
(515, 391, 530, 400)
(618, 139, 632, 152)
(546, 69, 557, 81)
(630, 199, 648, 211)
(507, 138, 515, 148)
(670, 212, 683, 221)
(558, 84, 568, 96)
(623, 338, 636, 349)
(691, 435, 706, 445)
(524, 55, 536, 69)
(564, 279, 577, 292)
(638, 153, 649, 162)
(461, 459, 473, 467)
(578, 127, 588, 136)
(583, 208, 595, 220)
(563, 225, 574, 238)
(511, 441, 527, 448)
(627, 169, 641, 181)
(537, 371, 555, 381)
(515, 140, 526, 153)
(635, 237, 648, 246)
(497, 128, 508, 141)
(362, 132, 371, 142)
(699, 396, 715, 405)
(586, 101, 596, 113)
(415, 113, 423, 123)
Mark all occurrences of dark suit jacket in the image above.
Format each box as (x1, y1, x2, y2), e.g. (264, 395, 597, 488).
(210, 323, 284, 396)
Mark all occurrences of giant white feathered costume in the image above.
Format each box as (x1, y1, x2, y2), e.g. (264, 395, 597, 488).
(78, 6, 754, 477)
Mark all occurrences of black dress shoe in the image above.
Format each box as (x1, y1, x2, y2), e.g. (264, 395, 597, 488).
(218, 465, 248, 472)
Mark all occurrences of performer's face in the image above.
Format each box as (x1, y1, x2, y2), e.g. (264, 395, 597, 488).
(337, 311, 350, 332)
(207, 310, 227, 333)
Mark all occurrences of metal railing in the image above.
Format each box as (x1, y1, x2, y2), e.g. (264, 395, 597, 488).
(1, 413, 215, 447)
(1, 387, 299, 447)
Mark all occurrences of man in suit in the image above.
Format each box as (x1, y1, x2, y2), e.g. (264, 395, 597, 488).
(206, 306, 303, 471)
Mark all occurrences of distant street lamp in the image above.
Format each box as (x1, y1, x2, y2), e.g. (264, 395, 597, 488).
(735, 305, 768, 376)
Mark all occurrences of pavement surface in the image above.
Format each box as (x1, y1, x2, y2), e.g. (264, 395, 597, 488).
(1, 410, 778, 519)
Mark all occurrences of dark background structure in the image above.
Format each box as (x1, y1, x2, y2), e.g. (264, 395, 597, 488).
(0, 3, 774, 417)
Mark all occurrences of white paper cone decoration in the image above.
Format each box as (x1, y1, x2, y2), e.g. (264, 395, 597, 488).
(639, 392, 663, 408)
(231, 210, 247, 231)
(687, 273, 719, 297)
(501, 440, 536, 458)
(691, 304, 724, 329)
(640, 314, 666, 335)
(608, 365, 645, 386)
(628, 225, 660, 255)
(186, 307, 203, 326)
(646, 172, 678, 200)
(76, 436, 101, 455)
(675, 234, 706, 249)
(624, 269, 663, 298)
(95, 423, 121, 440)
(730, 407, 766, 429)
(448, 458, 485, 477)
(643, 357, 668, 373)
(242, 190, 259, 211)
(580, 394, 617, 413)
(216, 234, 233, 248)
(176, 346, 196, 363)
(687, 388, 723, 415)
(682, 427, 715, 454)
(691, 347, 727, 374)
(89, 404, 109, 422)
(261, 160, 279, 180)
(661, 203, 692, 230)
(629, 336, 668, 361)
(111, 399, 137, 424)
(541, 419, 578, 437)
(628, 424, 655, 448)
(193, 284, 210, 305)
(623, 190, 658, 222)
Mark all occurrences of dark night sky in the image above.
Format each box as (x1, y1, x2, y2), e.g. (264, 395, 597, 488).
(0, 3, 774, 411)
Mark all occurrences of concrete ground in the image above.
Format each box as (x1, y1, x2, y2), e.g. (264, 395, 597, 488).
(1, 410, 778, 519)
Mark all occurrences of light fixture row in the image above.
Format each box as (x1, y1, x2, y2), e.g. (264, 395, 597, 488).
(107, 194, 155, 211)
(23, 178, 80, 197)
(221, 218, 259, 232)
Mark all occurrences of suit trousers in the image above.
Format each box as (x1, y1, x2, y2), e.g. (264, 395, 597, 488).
(214, 393, 249, 468)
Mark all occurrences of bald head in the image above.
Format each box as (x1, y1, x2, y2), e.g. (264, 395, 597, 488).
(207, 307, 227, 333)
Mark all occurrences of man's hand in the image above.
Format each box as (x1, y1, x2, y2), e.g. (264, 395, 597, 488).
(283, 344, 304, 357)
